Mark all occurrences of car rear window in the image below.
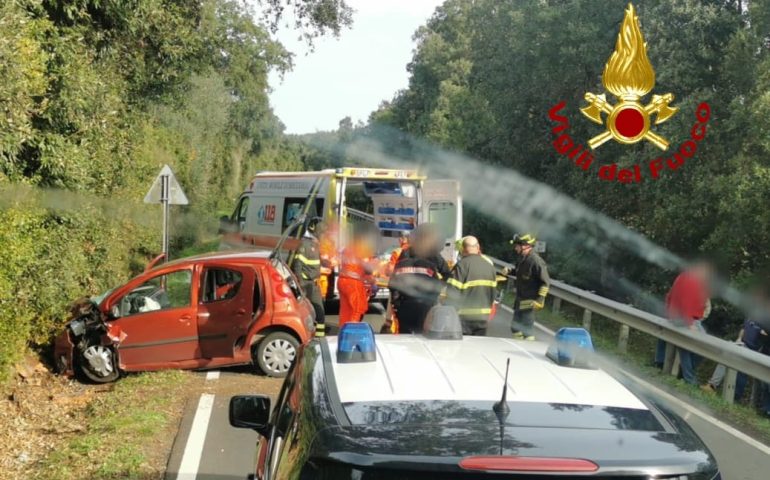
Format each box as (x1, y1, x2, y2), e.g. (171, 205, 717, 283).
(342, 400, 664, 432)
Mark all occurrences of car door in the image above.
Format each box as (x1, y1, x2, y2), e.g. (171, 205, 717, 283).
(109, 267, 199, 366)
(420, 179, 462, 264)
(197, 264, 257, 358)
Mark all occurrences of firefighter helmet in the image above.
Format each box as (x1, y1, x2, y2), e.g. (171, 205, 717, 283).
(510, 233, 536, 246)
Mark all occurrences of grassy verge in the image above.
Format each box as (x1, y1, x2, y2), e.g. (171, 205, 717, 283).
(38, 370, 193, 479)
(535, 303, 770, 444)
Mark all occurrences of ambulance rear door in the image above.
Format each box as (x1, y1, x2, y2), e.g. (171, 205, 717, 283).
(419, 179, 462, 264)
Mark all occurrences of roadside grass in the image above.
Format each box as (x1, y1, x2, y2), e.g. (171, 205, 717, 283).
(177, 238, 220, 259)
(534, 302, 770, 444)
(39, 370, 192, 480)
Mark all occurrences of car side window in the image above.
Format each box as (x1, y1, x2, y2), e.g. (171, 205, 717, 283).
(117, 270, 192, 317)
(281, 197, 324, 230)
(234, 197, 250, 231)
(201, 268, 243, 303)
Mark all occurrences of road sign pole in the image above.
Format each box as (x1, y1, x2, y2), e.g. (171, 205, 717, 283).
(161, 174, 170, 258)
(144, 164, 188, 263)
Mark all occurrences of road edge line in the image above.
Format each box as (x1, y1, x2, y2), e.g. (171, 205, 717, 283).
(499, 303, 770, 454)
(175, 393, 216, 480)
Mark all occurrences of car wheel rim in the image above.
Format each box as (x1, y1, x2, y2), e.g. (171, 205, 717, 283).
(82, 345, 114, 377)
(262, 338, 296, 373)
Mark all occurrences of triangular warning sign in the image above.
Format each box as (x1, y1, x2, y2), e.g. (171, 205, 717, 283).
(144, 165, 189, 205)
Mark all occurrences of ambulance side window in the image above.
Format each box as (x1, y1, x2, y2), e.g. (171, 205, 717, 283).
(282, 198, 324, 230)
(234, 197, 249, 231)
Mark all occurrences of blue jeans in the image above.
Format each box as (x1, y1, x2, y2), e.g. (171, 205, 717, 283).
(679, 320, 706, 385)
(679, 349, 702, 385)
(763, 382, 770, 415)
(655, 339, 667, 366)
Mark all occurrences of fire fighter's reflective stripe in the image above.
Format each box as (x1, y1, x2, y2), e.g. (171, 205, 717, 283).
(538, 286, 550, 297)
(296, 254, 320, 266)
(519, 299, 535, 309)
(457, 307, 493, 315)
(394, 267, 435, 277)
(447, 278, 498, 289)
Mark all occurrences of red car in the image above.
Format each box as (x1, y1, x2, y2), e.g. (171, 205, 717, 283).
(54, 250, 315, 382)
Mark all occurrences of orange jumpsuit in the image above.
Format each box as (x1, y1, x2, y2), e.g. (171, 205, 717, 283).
(338, 245, 373, 327)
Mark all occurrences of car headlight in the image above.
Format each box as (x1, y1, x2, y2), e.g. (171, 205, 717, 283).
(69, 319, 86, 337)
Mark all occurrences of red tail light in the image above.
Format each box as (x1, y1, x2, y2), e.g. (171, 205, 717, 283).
(459, 456, 599, 472)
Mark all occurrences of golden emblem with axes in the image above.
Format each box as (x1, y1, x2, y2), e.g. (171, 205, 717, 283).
(581, 3, 677, 150)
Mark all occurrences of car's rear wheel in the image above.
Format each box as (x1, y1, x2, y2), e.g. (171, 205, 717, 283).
(79, 344, 120, 383)
(255, 332, 298, 378)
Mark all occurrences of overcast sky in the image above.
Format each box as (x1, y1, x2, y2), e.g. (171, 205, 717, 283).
(266, 0, 444, 134)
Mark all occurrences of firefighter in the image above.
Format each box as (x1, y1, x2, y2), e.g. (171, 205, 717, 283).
(446, 236, 498, 336)
(509, 233, 550, 341)
(388, 224, 445, 334)
(317, 221, 338, 299)
(387, 231, 410, 275)
(290, 217, 325, 337)
(338, 227, 376, 328)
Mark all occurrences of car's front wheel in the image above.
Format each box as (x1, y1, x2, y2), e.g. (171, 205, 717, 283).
(78, 344, 120, 383)
(254, 332, 298, 378)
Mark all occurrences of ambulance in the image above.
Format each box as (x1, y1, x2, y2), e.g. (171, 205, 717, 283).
(220, 168, 462, 299)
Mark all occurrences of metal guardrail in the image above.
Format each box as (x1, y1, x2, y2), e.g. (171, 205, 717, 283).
(488, 256, 770, 403)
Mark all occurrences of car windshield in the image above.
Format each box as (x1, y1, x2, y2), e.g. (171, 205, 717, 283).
(342, 400, 664, 432)
(91, 288, 115, 306)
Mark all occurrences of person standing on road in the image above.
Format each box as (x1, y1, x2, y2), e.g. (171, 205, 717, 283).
(388, 224, 446, 334)
(446, 236, 498, 336)
(290, 218, 325, 337)
(655, 261, 713, 385)
(509, 234, 550, 341)
(337, 227, 376, 329)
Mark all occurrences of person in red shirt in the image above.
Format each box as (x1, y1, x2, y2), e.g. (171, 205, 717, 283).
(655, 262, 713, 385)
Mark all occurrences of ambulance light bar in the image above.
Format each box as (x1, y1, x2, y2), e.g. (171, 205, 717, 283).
(337, 323, 377, 363)
(546, 327, 595, 369)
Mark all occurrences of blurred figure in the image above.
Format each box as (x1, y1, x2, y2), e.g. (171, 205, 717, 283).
(388, 224, 446, 334)
(387, 231, 410, 275)
(656, 261, 713, 385)
(510, 234, 550, 341)
(317, 221, 338, 300)
(337, 226, 376, 328)
(290, 217, 325, 337)
(447, 236, 497, 336)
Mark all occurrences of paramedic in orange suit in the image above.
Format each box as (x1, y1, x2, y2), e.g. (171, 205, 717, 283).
(338, 228, 375, 327)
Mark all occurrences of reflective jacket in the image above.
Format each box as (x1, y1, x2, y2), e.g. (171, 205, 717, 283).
(447, 254, 498, 321)
(291, 235, 321, 283)
(514, 252, 550, 310)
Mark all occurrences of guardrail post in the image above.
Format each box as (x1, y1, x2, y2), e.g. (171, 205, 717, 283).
(618, 325, 630, 354)
(663, 342, 677, 375)
(670, 350, 681, 377)
(582, 309, 592, 331)
(722, 368, 738, 404)
(552, 297, 562, 315)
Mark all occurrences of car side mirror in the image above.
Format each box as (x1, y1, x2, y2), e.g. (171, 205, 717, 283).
(229, 395, 271, 436)
(109, 305, 121, 319)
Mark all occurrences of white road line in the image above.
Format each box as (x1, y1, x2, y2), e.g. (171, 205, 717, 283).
(499, 303, 770, 454)
(205, 371, 220, 380)
(175, 393, 215, 480)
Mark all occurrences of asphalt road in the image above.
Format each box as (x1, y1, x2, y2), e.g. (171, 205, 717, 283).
(165, 308, 770, 480)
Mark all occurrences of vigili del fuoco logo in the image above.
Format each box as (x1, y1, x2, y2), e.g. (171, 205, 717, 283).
(548, 3, 711, 183)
